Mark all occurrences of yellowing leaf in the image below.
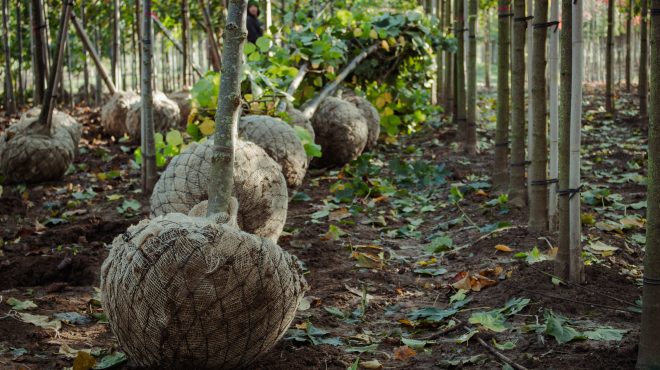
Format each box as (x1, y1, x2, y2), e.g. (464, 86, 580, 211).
(474, 189, 488, 196)
(495, 244, 513, 252)
(620, 216, 644, 229)
(361, 359, 383, 369)
(393, 345, 416, 360)
(329, 208, 351, 221)
(72, 351, 96, 370)
(369, 29, 378, 39)
(381, 40, 390, 52)
(199, 119, 216, 136)
(353, 28, 363, 37)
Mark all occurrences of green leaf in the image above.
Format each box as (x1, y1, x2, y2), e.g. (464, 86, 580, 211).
(256, 36, 272, 52)
(165, 130, 183, 146)
(468, 311, 508, 332)
(6, 298, 37, 311)
(344, 344, 379, 353)
(413, 267, 448, 276)
(424, 235, 453, 253)
(583, 327, 628, 341)
(244, 42, 257, 55)
(492, 339, 516, 350)
(324, 306, 346, 319)
(544, 310, 582, 344)
(401, 337, 434, 350)
(94, 352, 128, 369)
(407, 307, 457, 323)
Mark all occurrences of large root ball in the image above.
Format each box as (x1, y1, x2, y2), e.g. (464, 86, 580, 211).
(101, 91, 141, 137)
(0, 109, 81, 183)
(150, 139, 288, 242)
(167, 89, 192, 127)
(100, 211, 307, 369)
(311, 97, 368, 168)
(284, 106, 315, 142)
(126, 91, 181, 139)
(239, 115, 308, 189)
(344, 95, 380, 151)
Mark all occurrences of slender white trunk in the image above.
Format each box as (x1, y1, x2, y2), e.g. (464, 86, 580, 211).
(526, 0, 534, 200)
(548, 0, 559, 230)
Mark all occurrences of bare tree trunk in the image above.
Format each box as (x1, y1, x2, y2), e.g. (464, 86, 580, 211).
(207, 0, 248, 216)
(465, 0, 477, 154)
(437, 0, 444, 105)
(625, 0, 632, 92)
(135, 0, 142, 88)
(444, 0, 453, 115)
(200, 0, 222, 71)
(525, 0, 533, 201)
(455, 0, 467, 147)
(605, 0, 614, 112)
(493, 0, 511, 190)
(141, 0, 157, 193)
(484, 8, 491, 90)
(81, 0, 90, 103)
(637, 0, 660, 366)
(528, 0, 548, 233)
(71, 13, 117, 94)
(2, 0, 15, 115)
(112, 0, 120, 88)
(264, 0, 272, 33)
(509, 0, 526, 207)
(548, 0, 559, 230)
(182, 0, 190, 86)
(16, 1, 25, 107)
(94, 25, 102, 104)
(640, 0, 649, 119)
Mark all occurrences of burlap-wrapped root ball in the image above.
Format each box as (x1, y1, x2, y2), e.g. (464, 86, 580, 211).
(239, 115, 308, 189)
(150, 139, 288, 242)
(126, 91, 181, 139)
(101, 91, 141, 137)
(0, 108, 81, 183)
(344, 95, 380, 151)
(311, 97, 368, 168)
(167, 89, 192, 127)
(284, 106, 315, 142)
(100, 205, 308, 369)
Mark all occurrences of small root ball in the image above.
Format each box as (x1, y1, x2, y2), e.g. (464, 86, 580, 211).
(239, 115, 308, 189)
(167, 89, 192, 127)
(101, 91, 141, 137)
(311, 97, 368, 168)
(0, 109, 81, 183)
(100, 212, 307, 369)
(126, 91, 181, 139)
(284, 106, 315, 142)
(344, 95, 380, 151)
(150, 139, 288, 242)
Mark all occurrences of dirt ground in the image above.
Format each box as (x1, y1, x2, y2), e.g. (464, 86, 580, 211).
(0, 87, 647, 369)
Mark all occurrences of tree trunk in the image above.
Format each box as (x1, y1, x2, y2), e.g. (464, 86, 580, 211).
(200, 0, 222, 71)
(640, 0, 649, 119)
(182, 0, 190, 86)
(509, 0, 526, 207)
(135, 0, 142, 88)
(625, 0, 631, 92)
(548, 0, 559, 230)
(493, 0, 511, 190)
(465, 0, 477, 154)
(444, 0, 453, 116)
(94, 25, 102, 104)
(605, 0, 614, 112)
(71, 13, 117, 94)
(525, 0, 533, 200)
(81, 0, 90, 103)
(264, 0, 272, 33)
(112, 0, 120, 88)
(528, 0, 548, 233)
(484, 9, 491, 89)
(141, 0, 157, 193)
(455, 0, 467, 147)
(637, 0, 660, 366)
(2, 0, 16, 115)
(207, 0, 248, 216)
(16, 1, 25, 107)
(437, 0, 444, 105)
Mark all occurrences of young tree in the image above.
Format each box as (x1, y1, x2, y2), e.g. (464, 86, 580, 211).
(605, 0, 615, 112)
(141, 0, 157, 192)
(444, 0, 453, 114)
(548, 0, 559, 229)
(625, 0, 632, 91)
(455, 0, 467, 148)
(528, 0, 548, 232)
(637, 0, 660, 366)
(31, 0, 47, 104)
(1, 0, 16, 115)
(112, 0, 120, 88)
(182, 0, 190, 86)
(509, 0, 526, 207)
(640, 0, 649, 119)
(16, 1, 25, 106)
(465, 0, 477, 154)
(493, 0, 511, 190)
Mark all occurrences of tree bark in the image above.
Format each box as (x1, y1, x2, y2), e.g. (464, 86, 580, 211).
(444, 0, 453, 116)
(437, 0, 444, 105)
(81, 0, 90, 103)
(465, 0, 477, 154)
(528, 0, 548, 233)
(141, 0, 157, 193)
(112, 0, 120, 89)
(2, 0, 16, 114)
(509, 0, 526, 207)
(182, 0, 190, 86)
(493, 0, 511, 190)
(525, 0, 533, 200)
(207, 0, 249, 216)
(548, 0, 559, 230)
(16, 1, 25, 107)
(605, 0, 615, 112)
(455, 0, 467, 148)
(640, 0, 649, 119)
(637, 0, 660, 367)
(71, 13, 117, 95)
(484, 8, 491, 89)
(200, 0, 222, 71)
(625, 0, 632, 92)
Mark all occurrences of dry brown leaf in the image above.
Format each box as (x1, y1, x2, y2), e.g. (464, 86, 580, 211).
(495, 244, 513, 252)
(361, 359, 384, 369)
(393, 345, 417, 361)
(72, 351, 96, 370)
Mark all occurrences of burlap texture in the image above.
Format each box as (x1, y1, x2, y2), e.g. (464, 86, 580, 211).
(126, 91, 181, 139)
(101, 91, 141, 137)
(284, 106, 315, 142)
(167, 89, 192, 128)
(239, 115, 308, 189)
(150, 139, 288, 242)
(311, 97, 368, 168)
(0, 109, 81, 183)
(100, 206, 307, 369)
(344, 95, 380, 151)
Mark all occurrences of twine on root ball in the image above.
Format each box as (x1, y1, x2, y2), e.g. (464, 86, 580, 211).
(150, 139, 288, 242)
(101, 91, 141, 137)
(100, 198, 308, 369)
(0, 108, 81, 183)
(311, 97, 368, 168)
(239, 115, 308, 189)
(126, 91, 181, 140)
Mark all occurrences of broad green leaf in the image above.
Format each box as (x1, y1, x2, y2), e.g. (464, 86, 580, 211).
(468, 311, 508, 332)
(6, 298, 37, 311)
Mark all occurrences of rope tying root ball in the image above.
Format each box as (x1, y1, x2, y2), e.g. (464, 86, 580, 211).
(101, 198, 308, 369)
(0, 108, 81, 183)
(239, 115, 308, 189)
(150, 139, 288, 242)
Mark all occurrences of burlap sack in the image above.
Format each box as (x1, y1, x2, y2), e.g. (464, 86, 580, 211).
(344, 95, 380, 151)
(101, 91, 141, 137)
(126, 91, 181, 139)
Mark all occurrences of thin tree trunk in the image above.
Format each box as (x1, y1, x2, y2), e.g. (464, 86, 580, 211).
(94, 25, 102, 104)
(437, 0, 444, 105)
(71, 13, 117, 94)
(182, 0, 190, 86)
(525, 0, 533, 201)
(444, 0, 453, 115)
(465, 0, 477, 154)
(2, 0, 16, 114)
(264, 0, 272, 33)
(528, 0, 548, 233)
(207, 0, 248, 216)
(141, 0, 157, 193)
(135, 0, 142, 88)
(112, 0, 120, 88)
(484, 9, 491, 89)
(16, 1, 25, 107)
(606, 0, 614, 112)
(509, 0, 526, 207)
(640, 0, 649, 119)
(455, 0, 467, 147)
(493, 0, 511, 190)
(200, 0, 222, 71)
(81, 0, 90, 103)
(548, 0, 559, 230)
(152, 14, 203, 78)
(637, 0, 660, 366)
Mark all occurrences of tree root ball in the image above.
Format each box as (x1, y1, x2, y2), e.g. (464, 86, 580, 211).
(101, 91, 141, 137)
(100, 211, 307, 369)
(284, 106, 315, 142)
(126, 91, 181, 139)
(0, 108, 81, 183)
(344, 95, 380, 151)
(239, 115, 308, 189)
(311, 97, 368, 168)
(150, 139, 288, 242)
(167, 89, 192, 127)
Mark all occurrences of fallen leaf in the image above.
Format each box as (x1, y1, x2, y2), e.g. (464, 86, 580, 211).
(72, 351, 96, 370)
(495, 244, 513, 252)
(19, 312, 62, 332)
(6, 297, 37, 311)
(393, 345, 416, 361)
(361, 359, 383, 369)
(329, 208, 351, 222)
(587, 240, 619, 255)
